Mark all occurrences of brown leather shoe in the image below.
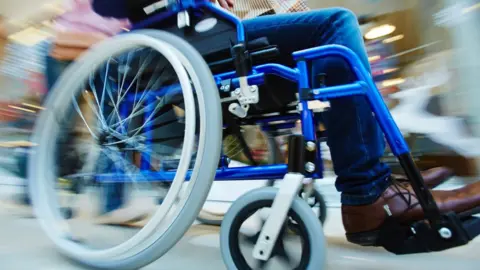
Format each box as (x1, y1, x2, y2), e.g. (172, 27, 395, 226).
(342, 179, 480, 245)
(393, 167, 454, 188)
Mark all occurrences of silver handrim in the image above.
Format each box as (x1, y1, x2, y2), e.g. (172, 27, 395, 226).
(29, 33, 204, 262)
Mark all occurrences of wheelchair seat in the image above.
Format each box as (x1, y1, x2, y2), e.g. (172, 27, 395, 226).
(94, 0, 297, 117)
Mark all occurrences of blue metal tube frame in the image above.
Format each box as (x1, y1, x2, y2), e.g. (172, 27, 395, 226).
(296, 60, 321, 177)
(97, 163, 324, 183)
(98, 5, 409, 182)
(293, 45, 409, 156)
(97, 65, 319, 182)
(313, 82, 366, 100)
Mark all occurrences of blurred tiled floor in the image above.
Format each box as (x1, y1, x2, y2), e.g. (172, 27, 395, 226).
(1, 205, 479, 270)
(1, 166, 480, 269)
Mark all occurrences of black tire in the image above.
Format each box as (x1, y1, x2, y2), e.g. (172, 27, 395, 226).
(289, 187, 327, 233)
(220, 187, 326, 270)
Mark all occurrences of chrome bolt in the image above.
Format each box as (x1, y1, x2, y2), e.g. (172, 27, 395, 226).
(306, 141, 316, 152)
(439, 227, 452, 239)
(250, 86, 258, 92)
(234, 89, 241, 95)
(305, 162, 315, 172)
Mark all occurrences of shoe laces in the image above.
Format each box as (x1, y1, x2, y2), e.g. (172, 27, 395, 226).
(389, 177, 420, 215)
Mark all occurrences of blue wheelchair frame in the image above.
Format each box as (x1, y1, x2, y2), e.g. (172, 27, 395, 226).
(89, 0, 480, 256)
(96, 0, 407, 183)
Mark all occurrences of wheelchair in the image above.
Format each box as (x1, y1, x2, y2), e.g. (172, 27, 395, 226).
(28, 1, 480, 269)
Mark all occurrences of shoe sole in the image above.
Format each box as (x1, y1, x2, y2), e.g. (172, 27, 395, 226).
(346, 230, 381, 246)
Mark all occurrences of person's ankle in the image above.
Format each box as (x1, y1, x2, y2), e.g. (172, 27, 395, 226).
(341, 193, 382, 206)
(340, 176, 392, 206)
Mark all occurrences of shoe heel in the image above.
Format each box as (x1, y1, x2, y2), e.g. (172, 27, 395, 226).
(346, 230, 380, 246)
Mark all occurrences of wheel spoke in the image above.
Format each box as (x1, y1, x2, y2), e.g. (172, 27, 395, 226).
(70, 96, 98, 140)
(113, 51, 167, 129)
(88, 72, 108, 128)
(81, 91, 107, 128)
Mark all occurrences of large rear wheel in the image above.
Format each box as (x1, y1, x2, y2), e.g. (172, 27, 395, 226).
(29, 30, 222, 269)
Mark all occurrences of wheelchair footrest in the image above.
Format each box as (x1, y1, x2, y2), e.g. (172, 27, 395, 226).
(347, 212, 480, 255)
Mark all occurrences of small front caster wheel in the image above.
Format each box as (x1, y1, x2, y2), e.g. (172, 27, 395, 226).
(220, 187, 326, 270)
(289, 186, 327, 234)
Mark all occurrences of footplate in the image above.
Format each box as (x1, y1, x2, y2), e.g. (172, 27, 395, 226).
(349, 211, 480, 255)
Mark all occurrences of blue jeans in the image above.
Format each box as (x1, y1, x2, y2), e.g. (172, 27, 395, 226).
(244, 8, 391, 205)
(45, 53, 125, 213)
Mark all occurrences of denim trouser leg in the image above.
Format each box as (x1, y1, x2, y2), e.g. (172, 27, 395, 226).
(244, 8, 391, 205)
(45, 51, 125, 213)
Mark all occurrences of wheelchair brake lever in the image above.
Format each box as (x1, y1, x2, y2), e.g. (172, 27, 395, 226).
(177, 10, 191, 28)
(144, 0, 169, 15)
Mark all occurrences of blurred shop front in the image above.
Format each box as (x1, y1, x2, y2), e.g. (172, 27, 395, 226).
(0, 2, 61, 176)
(412, 0, 480, 176)
(0, 1, 60, 123)
(309, 0, 480, 176)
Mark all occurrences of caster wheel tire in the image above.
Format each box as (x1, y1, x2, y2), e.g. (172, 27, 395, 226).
(265, 183, 328, 228)
(220, 187, 326, 270)
(289, 187, 327, 235)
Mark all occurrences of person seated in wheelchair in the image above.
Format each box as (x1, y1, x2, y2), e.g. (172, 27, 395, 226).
(91, 0, 480, 246)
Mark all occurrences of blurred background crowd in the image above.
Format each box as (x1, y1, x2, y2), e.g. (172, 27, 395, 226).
(0, 0, 480, 207)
